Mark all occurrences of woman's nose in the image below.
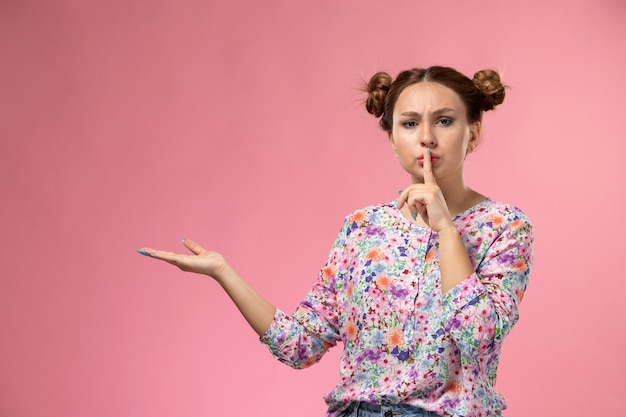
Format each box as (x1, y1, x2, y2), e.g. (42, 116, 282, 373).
(419, 126, 436, 147)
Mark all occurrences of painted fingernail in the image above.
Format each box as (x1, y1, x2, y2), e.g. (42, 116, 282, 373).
(411, 212, 417, 221)
(137, 249, 149, 257)
(427, 148, 431, 154)
(397, 189, 403, 195)
(149, 253, 159, 258)
(181, 238, 186, 243)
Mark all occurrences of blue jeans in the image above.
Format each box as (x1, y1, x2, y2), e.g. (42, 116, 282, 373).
(340, 402, 439, 417)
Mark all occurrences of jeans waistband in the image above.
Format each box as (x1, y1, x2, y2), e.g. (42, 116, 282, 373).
(346, 401, 437, 417)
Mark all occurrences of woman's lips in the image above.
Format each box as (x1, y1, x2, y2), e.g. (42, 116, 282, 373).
(417, 153, 440, 165)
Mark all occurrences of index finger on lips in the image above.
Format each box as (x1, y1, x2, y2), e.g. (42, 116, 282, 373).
(423, 148, 436, 185)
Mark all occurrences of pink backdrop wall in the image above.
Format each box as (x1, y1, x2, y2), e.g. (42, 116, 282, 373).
(2, 0, 625, 416)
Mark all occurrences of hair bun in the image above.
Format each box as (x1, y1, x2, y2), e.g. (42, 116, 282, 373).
(472, 70, 506, 111)
(365, 72, 393, 118)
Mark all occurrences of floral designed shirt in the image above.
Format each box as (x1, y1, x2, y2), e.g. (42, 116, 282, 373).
(260, 199, 533, 417)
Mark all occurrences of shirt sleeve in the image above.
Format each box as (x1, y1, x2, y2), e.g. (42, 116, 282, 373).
(259, 219, 349, 369)
(441, 210, 534, 357)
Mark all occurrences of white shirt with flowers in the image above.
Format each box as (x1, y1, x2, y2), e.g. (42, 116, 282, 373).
(260, 198, 533, 417)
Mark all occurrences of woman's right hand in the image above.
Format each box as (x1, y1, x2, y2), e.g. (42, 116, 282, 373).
(138, 238, 227, 281)
(138, 238, 276, 336)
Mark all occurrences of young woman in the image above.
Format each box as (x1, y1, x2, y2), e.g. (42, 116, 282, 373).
(138, 66, 534, 417)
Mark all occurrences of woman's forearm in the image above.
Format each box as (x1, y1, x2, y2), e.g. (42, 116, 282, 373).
(437, 225, 475, 294)
(215, 264, 277, 337)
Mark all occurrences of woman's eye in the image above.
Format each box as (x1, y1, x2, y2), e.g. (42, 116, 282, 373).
(402, 121, 417, 128)
(438, 118, 453, 126)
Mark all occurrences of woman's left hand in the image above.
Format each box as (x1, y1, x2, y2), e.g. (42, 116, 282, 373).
(397, 149, 454, 232)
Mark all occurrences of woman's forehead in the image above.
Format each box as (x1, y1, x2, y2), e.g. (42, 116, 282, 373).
(395, 82, 465, 112)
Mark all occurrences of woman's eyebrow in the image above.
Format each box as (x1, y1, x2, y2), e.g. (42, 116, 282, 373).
(400, 108, 456, 117)
(433, 107, 456, 115)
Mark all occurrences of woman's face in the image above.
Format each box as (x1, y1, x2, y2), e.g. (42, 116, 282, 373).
(389, 81, 480, 185)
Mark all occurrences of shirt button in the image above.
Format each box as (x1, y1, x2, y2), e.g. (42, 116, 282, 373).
(384, 411, 393, 417)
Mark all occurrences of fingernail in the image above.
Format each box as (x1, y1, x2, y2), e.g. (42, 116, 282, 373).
(181, 238, 186, 243)
(397, 189, 403, 195)
(395, 200, 399, 209)
(137, 249, 149, 257)
(149, 253, 158, 258)
(411, 212, 417, 221)
(427, 148, 431, 154)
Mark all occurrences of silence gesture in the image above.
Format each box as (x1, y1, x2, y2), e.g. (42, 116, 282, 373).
(396, 148, 455, 232)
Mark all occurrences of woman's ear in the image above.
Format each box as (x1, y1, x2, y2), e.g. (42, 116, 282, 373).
(388, 132, 399, 158)
(467, 122, 482, 154)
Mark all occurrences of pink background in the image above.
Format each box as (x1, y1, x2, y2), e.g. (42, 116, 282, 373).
(1, 0, 625, 416)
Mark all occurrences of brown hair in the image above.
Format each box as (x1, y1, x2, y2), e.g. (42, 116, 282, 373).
(365, 66, 507, 132)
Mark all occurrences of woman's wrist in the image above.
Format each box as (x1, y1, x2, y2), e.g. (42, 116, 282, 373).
(436, 221, 460, 238)
(213, 262, 233, 285)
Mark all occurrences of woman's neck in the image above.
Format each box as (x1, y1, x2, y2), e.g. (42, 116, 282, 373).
(432, 175, 485, 217)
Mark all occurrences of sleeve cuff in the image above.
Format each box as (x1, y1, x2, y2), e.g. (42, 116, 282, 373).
(442, 273, 485, 318)
(259, 308, 290, 350)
